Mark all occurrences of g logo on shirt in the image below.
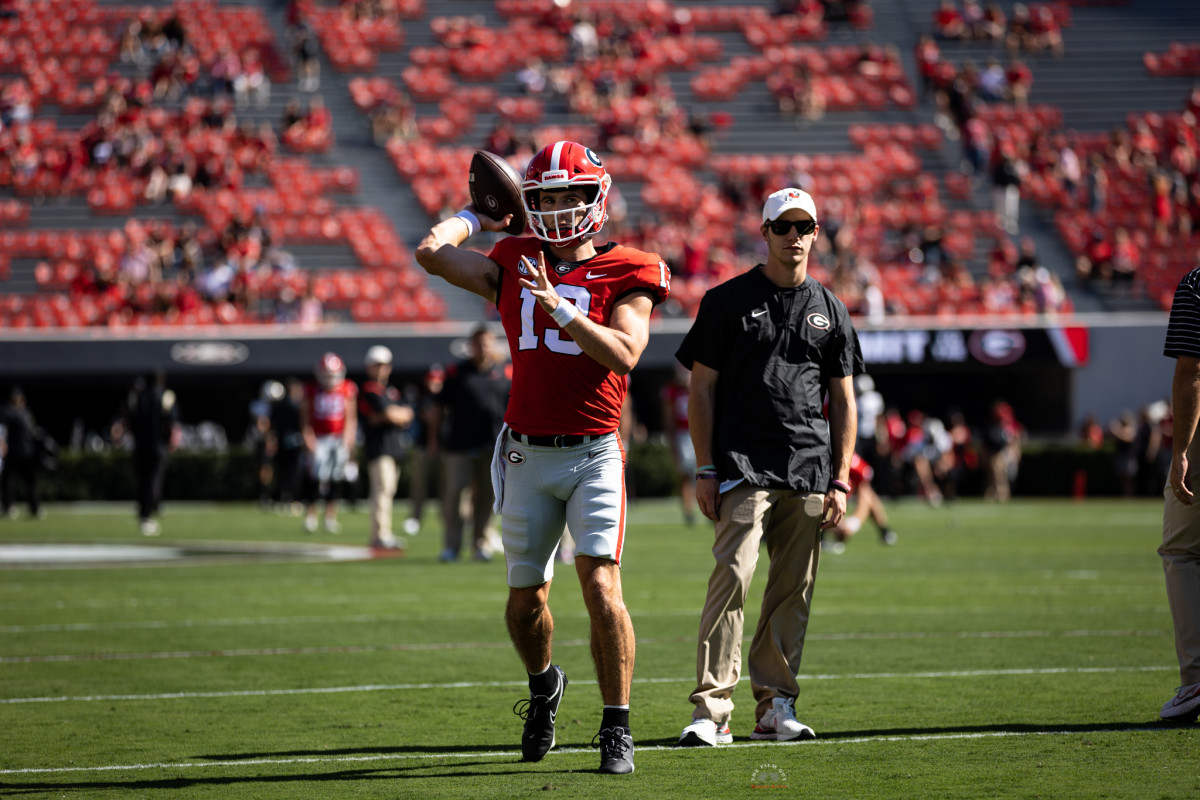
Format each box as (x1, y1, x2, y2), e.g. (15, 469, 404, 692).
(807, 313, 831, 330)
(507, 450, 526, 465)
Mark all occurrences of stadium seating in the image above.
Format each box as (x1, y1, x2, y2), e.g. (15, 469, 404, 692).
(1, 0, 1197, 327)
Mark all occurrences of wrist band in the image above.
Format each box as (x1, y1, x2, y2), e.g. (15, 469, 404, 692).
(696, 465, 716, 472)
(829, 479, 851, 494)
(551, 300, 578, 327)
(453, 208, 480, 237)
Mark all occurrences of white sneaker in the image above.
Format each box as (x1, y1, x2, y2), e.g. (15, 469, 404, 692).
(751, 697, 816, 741)
(679, 717, 733, 746)
(304, 514, 319, 533)
(402, 518, 420, 536)
(139, 519, 161, 537)
(1160, 682, 1200, 722)
(323, 518, 341, 535)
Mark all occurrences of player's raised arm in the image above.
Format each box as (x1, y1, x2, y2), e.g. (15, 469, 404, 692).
(414, 207, 510, 304)
(415, 150, 526, 304)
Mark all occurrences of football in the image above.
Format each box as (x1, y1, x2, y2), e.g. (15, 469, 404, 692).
(469, 150, 527, 235)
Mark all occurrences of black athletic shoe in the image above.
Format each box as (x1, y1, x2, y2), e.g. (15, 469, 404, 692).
(595, 726, 635, 775)
(513, 665, 566, 762)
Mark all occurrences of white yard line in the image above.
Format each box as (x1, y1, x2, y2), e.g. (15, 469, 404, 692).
(0, 725, 1181, 777)
(0, 605, 1171, 633)
(0, 665, 1172, 705)
(0, 628, 1167, 665)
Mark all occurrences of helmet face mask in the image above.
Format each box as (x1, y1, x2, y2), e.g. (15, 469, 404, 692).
(522, 141, 611, 247)
(316, 352, 345, 389)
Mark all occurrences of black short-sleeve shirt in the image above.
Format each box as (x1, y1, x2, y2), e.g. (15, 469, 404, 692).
(676, 267, 864, 492)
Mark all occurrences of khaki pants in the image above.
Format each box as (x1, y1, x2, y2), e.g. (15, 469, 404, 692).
(442, 451, 495, 556)
(367, 456, 399, 545)
(689, 484, 824, 725)
(1162, 485, 1200, 685)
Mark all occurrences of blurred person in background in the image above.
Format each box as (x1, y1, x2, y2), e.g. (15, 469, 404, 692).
(301, 353, 357, 534)
(128, 371, 180, 536)
(271, 378, 306, 513)
(0, 387, 43, 520)
(661, 363, 697, 526)
(249, 380, 284, 509)
(982, 400, 1023, 502)
(359, 345, 414, 551)
(823, 452, 897, 553)
(434, 325, 510, 562)
(403, 364, 444, 536)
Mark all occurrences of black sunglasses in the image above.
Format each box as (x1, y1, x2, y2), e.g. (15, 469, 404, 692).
(766, 218, 817, 236)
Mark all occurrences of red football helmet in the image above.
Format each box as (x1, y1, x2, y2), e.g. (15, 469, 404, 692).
(315, 352, 345, 389)
(521, 141, 611, 246)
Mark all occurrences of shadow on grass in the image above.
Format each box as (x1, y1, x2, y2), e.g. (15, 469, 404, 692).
(0, 760, 585, 795)
(633, 720, 1182, 748)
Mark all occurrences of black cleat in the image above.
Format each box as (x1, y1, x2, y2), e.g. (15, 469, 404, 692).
(513, 665, 566, 762)
(595, 726, 635, 774)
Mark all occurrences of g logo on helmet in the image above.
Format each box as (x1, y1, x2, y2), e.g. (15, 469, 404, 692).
(585, 148, 603, 167)
(806, 313, 831, 330)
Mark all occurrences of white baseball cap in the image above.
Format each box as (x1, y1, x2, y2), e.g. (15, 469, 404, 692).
(365, 345, 393, 366)
(762, 188, 818, 224)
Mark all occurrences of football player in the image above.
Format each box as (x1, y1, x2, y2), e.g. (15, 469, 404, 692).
(300, 352, 357, 534)
(415, 141, 670, 775)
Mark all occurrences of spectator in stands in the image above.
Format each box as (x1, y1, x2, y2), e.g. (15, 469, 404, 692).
(977, 58, 1007, 104)
(1087, 153, 1109, 216)
(1079, 414, 1105, 450)
(915, 34, 942, 101)
(980, 2, 1007, 41)
(933, 0, 966, 40)
(991, 145, 1025, 235)
(1110, 226, 1140, 285)
(293, 23, 321, 93)
(234, 48, 270, 111)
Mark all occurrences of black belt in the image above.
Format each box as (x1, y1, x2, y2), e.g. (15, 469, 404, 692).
(509, 429, 606, 448)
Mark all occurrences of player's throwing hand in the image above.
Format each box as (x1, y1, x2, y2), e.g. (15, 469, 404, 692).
(518, 253, 566, 317)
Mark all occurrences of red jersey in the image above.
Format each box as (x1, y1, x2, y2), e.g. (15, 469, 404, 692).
(305, 380, 357, 436)
(661, 382, 690, 433)
(489, 237, 670, 436)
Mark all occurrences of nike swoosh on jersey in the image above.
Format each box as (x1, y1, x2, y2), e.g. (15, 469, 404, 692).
(585, 271, 606, 279)
(752, 309, 769, 317)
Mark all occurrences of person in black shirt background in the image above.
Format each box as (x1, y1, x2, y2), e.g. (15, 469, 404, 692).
(435, 325, 510, 563)
(128, 370, 180, 536)
(1, 387, 43, 520)
(359, 345, 414, 551)
(270, 378, 305, 513)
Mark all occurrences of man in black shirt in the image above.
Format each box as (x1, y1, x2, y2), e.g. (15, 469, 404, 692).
(270, 378, 305, 511)
(128, 371, 180, 536)
(1, 387, 42, 520)
(359, 345, 414, 550)
(676, 188, 863, 746)
(436, 325, 511, 562)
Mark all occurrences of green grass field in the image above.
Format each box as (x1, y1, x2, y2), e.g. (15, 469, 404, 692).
(1, 498, 1197, 799)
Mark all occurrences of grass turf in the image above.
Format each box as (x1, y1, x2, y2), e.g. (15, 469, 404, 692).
(1, 497, 1197, 799)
